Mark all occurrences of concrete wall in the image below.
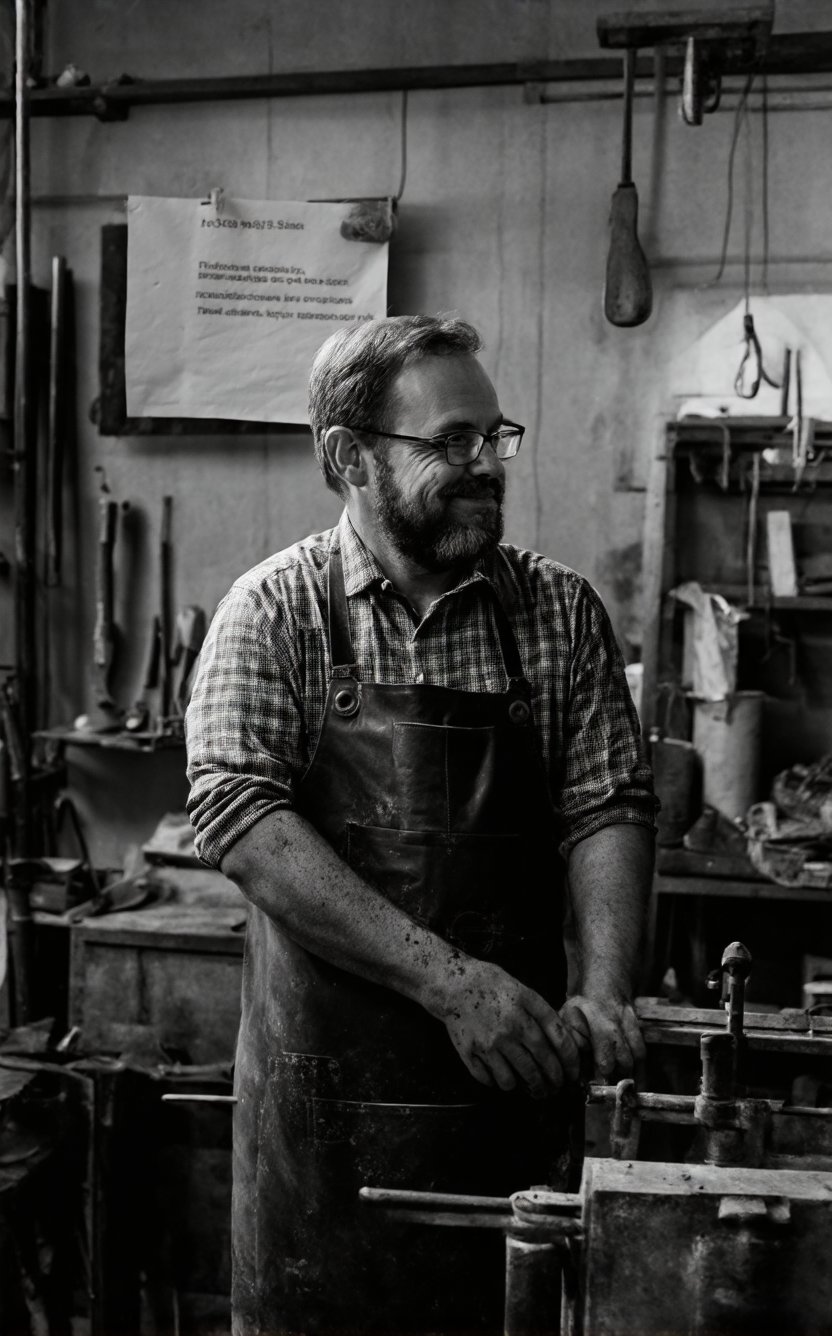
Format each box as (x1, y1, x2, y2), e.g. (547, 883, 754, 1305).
(3, 0, 831, 861)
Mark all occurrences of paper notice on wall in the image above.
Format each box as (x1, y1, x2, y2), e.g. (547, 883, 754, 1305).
(125, 196, 390, 424)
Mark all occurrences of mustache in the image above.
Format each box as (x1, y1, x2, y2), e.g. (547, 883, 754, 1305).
(443, 478, 504, 502)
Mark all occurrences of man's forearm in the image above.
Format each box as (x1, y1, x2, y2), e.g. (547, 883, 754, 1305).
(221, 807, 458, 1014)
(566, 823, 655, 999)
(221, 806, 583, 1095)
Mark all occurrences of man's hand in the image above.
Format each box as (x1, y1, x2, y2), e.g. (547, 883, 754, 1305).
(559, 994, 645, 1082)
(436, 960, 581, 1098)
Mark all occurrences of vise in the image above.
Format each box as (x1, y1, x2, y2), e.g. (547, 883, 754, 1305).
(362, 942, 832, 1335)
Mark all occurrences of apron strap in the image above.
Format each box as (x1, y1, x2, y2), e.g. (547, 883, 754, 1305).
(490, 550, 530, 690)
(327, 546, 359, 677)
(326, 544, 531, 691)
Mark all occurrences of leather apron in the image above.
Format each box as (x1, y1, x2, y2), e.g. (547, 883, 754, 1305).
(232, 544, 568, 1336)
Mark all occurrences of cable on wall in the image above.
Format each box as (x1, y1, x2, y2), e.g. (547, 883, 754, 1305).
(761, 74, 770, 294)
(704, 71, 755, 287)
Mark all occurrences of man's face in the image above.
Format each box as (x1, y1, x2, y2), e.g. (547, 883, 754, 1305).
(367, 354, 507, 572)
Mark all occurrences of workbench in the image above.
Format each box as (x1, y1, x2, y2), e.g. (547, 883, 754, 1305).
(362, 942, 832, 1335)
(2, 876, 245, 1335)
(66, 881, 244, 1330)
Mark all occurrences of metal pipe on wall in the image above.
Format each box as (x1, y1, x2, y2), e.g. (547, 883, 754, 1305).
(12, 0, 35, 853)
(0, 31, 829, 119)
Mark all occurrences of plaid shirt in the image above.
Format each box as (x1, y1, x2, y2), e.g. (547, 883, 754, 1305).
(186, 511, 656, 868)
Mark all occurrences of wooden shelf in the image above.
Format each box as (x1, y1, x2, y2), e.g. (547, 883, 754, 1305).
(671, 416, 832, 452)
(656, 873, 832, 903)
(656, 847, 760, 881)
(665, 585, 832, 613)
(642, 416, 832, 1006)
(35, 727, 184, 753)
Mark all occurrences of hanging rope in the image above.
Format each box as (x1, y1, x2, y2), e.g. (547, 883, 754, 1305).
(702, 72, 755, 289)
(732, 74, 779, 399)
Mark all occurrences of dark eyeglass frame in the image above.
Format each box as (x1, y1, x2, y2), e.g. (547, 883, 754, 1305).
(349, 422, 525, 466)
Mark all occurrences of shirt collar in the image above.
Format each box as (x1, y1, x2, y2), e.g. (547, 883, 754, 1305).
(334, 508, 518, 606)
(335, 511, 387, 595)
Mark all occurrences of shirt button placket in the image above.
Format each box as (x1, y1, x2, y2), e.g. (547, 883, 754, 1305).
(413, 642, 425, 685)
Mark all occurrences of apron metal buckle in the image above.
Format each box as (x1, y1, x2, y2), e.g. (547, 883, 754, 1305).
(508, 698, 531, 725)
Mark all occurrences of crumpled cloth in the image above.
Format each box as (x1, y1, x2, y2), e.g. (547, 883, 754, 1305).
(746, 755, 832, 887)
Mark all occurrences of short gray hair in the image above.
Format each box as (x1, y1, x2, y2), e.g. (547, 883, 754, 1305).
(307, 314, 483, 495)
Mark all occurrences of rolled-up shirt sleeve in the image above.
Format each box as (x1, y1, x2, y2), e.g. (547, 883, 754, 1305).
(555, 578, 658, 855)
(185, 582, 305, 868)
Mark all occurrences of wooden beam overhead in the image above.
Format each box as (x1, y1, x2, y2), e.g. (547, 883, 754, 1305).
(597, 5, 773, 52)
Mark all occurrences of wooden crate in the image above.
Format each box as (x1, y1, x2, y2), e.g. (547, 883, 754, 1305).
(69, 905, 244, 1065)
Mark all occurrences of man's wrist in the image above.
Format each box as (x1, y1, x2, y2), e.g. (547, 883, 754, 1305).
(575, 970, 636, 1004)
(415, 941, 479, 1020)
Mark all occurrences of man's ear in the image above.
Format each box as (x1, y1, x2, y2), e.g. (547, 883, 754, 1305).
(323, 426, 368, 490)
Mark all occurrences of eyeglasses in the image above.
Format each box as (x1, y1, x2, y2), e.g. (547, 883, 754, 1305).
(350, 422, 525, 466)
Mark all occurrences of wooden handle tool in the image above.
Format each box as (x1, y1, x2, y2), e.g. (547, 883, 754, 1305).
(604, 48, 653, 328)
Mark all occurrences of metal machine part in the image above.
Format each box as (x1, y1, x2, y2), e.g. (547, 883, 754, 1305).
(361, 941, 832, 1335)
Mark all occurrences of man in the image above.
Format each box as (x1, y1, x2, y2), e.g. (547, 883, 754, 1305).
(186, 314, 656, 1336)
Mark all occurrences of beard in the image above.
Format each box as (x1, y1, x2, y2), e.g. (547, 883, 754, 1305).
(372, 451, 504, 572)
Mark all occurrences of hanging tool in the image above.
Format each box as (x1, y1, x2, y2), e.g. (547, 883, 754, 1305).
(597, 8, 773, 328)
(597, 9, 773, 108)
(603, 47, 653, 329)
(171, 605, 207, 717)
(124, 614, 161, 733)
(779, 347, 791, 416)
(5, 858, 35, 1024)
(45, 255, 67, 588)
(76, 493, 123, 732)
(159, 495, 174, 724)
(680, 35, 724, 126)
(792, 346, 803, 470)
(1, 677, 29, 856)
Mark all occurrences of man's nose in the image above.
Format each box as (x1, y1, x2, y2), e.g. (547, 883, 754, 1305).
(468, 439, 505, 479)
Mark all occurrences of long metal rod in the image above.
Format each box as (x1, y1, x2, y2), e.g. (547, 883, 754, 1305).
(0, 32, 828, 118)
(13, 0, 34, 855)
(46, 254, 66, 587)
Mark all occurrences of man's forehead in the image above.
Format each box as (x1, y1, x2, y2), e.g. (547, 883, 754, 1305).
(386, 353, 500, 425)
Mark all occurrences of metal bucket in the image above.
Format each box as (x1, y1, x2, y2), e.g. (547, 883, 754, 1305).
(692, 692, 765, 823)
